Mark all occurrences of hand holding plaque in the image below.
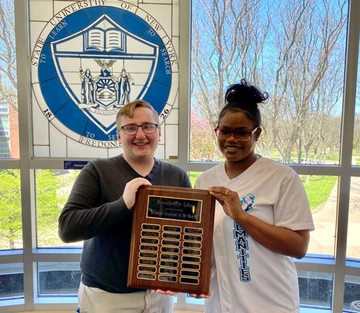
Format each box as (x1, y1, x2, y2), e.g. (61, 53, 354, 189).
(127, 185, 216, 295)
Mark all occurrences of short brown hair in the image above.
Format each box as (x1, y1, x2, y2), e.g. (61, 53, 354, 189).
(116, 100, 159, 129)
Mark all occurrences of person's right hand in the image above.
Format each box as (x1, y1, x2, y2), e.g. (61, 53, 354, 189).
(123, 177, 151, 210)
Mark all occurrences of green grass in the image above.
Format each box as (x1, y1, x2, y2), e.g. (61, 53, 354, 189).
(301, 175, 337, 211)
(190, 171, 337, 211)
(189, 171, 201, 187)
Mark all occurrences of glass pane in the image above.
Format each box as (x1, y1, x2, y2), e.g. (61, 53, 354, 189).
(298, 271, 332, 309)
(344, 275, 360, 312)
(38, 262, 80, 296)
(352, 34, 360, 166)
(348, 178, 360, 259)
(307, 176, 337, 256)
(0, 1, 19, 159)
(0, 263, 24, 300)
(36, 169, 82, 248)
(0, 169, 22, 250)
(190, 0, 347, 164)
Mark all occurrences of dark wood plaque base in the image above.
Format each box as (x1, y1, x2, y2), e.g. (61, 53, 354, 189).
(127, 185, 215, 295)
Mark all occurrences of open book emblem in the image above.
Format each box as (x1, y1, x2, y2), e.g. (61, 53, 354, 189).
(50, 14, 159, 135)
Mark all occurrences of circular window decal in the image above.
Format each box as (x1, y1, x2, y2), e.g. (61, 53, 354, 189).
(31, 2, 178, 148)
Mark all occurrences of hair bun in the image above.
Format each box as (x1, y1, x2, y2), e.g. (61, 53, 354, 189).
(225, 79, 268, 105)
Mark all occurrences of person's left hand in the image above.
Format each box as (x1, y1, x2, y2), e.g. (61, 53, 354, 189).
(208, 186, 244, 221)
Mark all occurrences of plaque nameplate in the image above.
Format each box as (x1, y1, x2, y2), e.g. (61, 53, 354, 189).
(127, 185, 215, 295)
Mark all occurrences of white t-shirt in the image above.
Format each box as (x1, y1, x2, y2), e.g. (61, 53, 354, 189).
(195, 157, 314, 313)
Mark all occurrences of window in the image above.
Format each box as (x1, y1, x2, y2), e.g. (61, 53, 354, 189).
(35, 170, 81, 248)
(0, 263, 23, 300)
(190, 0, 347, 165)
(303, 176, 337, 257)
(0, 169, 22, 250)
(37, 262, 80, 296)
(298, 271, 332, 309)
(344, 275, 360, 311)
(0, 0, 19, 160)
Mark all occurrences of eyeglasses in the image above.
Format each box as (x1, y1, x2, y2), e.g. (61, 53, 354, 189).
(120, 123, 158, 135)
(214, 126, 259, 141)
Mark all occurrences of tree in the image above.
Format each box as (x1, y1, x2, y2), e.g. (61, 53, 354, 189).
(0, 170, 21, 248)
(0, 0, 17, 110)
(36, 170, 75, 247)
(0, 0, 19, 158)
(191, 0, 347, 164)
(190, 112, 215, 160)
(191, 0, 270, 160)
(263, 0, 346, 163)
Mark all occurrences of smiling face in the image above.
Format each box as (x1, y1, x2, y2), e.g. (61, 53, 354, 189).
(117, 107, 161, 163)
(217, 110, 261, 164)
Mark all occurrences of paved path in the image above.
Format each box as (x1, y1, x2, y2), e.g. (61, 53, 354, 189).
(309, 177, 360, 257)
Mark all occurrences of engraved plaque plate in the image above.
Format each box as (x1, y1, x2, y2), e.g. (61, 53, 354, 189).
(127, 185, 216, 295)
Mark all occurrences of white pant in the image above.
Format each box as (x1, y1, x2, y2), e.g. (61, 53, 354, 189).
(78, 282, 174, 313)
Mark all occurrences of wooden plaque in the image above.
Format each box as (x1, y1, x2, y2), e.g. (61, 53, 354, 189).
(127, 185, 216, 295)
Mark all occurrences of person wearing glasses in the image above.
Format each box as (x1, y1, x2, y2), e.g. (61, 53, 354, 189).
(59, 99, 191, 313)
(194, 79, 314, 313)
